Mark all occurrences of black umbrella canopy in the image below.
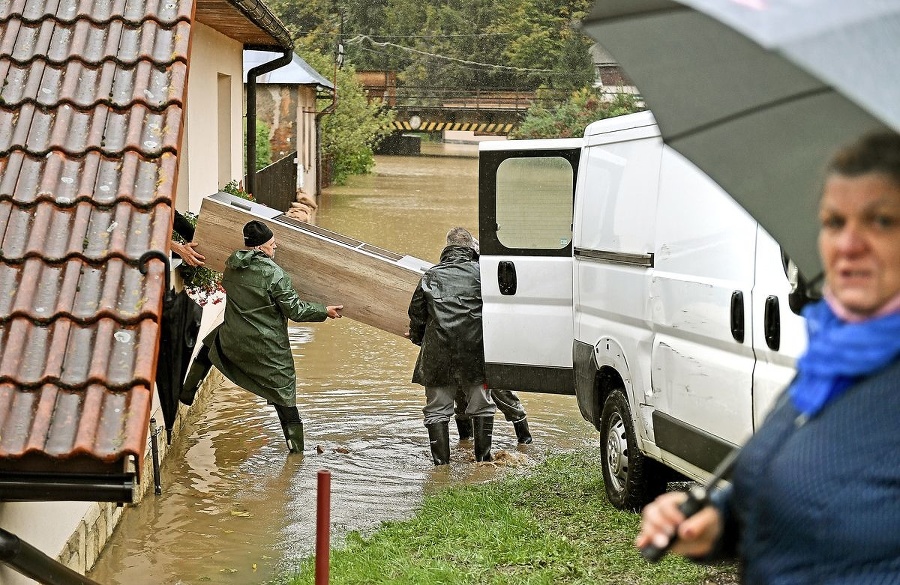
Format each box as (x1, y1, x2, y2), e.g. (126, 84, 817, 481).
(140, 251, 202, 444)
(157, 288, 202, 443)
(580, 0, 899, 277)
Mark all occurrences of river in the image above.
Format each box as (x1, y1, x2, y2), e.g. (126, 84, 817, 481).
(88, 142, 598, 584)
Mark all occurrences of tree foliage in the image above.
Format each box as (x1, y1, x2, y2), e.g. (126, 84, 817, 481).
(267, 0, 612, 179)
(269, 0, 596, 93)
(297, 43, 395, 185)
(512, 88, 644, 139)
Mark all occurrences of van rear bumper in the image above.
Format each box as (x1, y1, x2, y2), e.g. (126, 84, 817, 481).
(484, 364, 574, 395)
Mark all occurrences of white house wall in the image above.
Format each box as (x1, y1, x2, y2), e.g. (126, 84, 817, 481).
(180, 22, 245, 213)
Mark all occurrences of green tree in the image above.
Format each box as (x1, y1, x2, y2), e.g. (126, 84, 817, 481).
(254, 120, 272, 169)
(489, 0, 595, 91)
(299, 43, 396, 184)
(512, 87, 644, 139)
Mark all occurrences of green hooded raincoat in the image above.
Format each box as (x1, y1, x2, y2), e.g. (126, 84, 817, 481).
(204, 249, 328, 406)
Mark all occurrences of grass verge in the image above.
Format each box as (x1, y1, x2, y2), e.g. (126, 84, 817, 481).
(283, 448, 737, 584)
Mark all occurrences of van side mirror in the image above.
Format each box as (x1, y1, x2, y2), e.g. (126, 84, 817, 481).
(782, 253, 822, 315)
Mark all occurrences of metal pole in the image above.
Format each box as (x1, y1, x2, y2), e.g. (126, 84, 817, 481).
(149, 418, 162, 495)
(314, 469, 331, 585)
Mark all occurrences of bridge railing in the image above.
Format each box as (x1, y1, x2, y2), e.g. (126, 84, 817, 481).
(380, 87, 573, 112)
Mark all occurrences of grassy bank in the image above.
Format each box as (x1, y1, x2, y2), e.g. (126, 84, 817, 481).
(283, 449, 737, 584)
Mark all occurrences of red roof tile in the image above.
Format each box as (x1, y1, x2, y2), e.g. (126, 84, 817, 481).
(0, 0, 190, 495)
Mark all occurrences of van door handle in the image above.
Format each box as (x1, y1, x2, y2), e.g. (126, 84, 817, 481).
(730, 291, 745, 343)
(498, 261, 517, 295)
(764, 295, 781, 351)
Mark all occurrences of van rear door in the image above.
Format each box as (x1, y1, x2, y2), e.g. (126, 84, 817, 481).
(478, 139, 582, 394)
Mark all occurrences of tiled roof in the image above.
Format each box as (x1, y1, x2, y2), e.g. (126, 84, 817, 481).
(0, 0, 191, 492)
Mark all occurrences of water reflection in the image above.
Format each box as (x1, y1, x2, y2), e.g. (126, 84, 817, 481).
(88, 146, 597, 585)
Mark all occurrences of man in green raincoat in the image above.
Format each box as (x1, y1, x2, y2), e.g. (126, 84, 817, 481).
(179, 220, 343, 454)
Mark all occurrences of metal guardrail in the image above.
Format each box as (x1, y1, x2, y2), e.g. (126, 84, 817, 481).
(370, 86, 573, 111)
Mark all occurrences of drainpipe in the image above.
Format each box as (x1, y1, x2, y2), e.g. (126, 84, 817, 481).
(314, 86, 337, 196)
(314, 46, 340, 195)
(1, 528, 102, 585)
(245, 45, 292, 198)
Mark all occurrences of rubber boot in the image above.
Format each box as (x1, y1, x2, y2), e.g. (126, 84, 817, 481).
(513, 418, 533, 444)
(455, 417, 473, 441)
(426, 421, 451, 466)
(179, 347, 212, 406)
(473, 416, 494, 462)
(284, 422, 304, 454)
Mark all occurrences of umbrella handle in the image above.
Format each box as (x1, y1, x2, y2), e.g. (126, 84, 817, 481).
(138, 250, 172, 292)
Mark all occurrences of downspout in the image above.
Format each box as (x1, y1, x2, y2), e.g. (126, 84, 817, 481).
(1, 527, 102, 585)
(314, 50, 340, 195)
(314, 87, 337, 196)
(245, 45, 292, 198)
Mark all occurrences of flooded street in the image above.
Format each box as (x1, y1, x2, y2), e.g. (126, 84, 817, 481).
(88, 143, 599, 584)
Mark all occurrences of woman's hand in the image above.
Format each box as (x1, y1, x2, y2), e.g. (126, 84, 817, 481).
(635, 491, 722, 558)
(171, 240, 206, 267)
(326, 305, 344, 319)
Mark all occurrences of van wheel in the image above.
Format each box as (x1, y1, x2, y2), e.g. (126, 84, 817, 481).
(599, 390, 667, 511)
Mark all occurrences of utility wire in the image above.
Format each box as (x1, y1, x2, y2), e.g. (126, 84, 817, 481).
(346, 34, 556, 73)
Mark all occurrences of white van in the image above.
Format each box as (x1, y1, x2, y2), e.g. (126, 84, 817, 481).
(479, 111, 810, 509)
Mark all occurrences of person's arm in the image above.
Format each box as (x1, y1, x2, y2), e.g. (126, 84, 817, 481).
(173, 210, 195, 241)
(269, 271, 340, 322)
(171, 240, 205, 267)
(171, 210, 205, 266)
(407, 282, 428, 345)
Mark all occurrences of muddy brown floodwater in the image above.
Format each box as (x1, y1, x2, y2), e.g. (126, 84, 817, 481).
(88, 142, 599, 585)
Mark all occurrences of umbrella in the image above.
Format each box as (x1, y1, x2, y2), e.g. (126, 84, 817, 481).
(580, 0, 899, 277)
(140, 251, 203, 444)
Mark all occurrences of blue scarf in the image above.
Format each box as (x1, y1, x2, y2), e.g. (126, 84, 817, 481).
(791, 300, 900, 416)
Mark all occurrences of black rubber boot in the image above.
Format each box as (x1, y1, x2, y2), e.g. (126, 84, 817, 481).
(513, 418, 533, 444)
(180, 346, 212, 406)
(455, 417, 473, 441)
(426, 421, 451, 466)
(284, 422, 304, 454)
(473, 416, 494, 462)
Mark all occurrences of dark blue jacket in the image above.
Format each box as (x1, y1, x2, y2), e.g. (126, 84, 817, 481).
(716, 359, 900, 584)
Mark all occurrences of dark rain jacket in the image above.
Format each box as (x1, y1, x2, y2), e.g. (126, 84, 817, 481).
(408, 245, 485, 387)
(204, 249, 327, 406)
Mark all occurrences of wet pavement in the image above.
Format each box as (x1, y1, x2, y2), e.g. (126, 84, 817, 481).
(88, 144, 599, 584)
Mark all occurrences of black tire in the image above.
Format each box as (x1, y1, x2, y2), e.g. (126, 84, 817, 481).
(599, 389, 667, 511)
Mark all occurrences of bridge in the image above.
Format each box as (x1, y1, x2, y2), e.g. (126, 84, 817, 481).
(357, 73, 571, 135)
(384, 87, 562, 134)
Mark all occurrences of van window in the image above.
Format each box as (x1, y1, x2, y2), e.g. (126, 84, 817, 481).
(496, 157, 573, 249)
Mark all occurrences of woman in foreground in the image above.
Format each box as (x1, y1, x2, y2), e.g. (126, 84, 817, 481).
(636, 132, 900, 584)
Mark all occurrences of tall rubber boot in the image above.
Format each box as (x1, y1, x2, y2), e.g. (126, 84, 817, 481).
(180, 346, 212, 406)
(426, 421, 451, 466)
(513, 418, 533, 444)
(455, 417, 473, 441)
(473, 416, 494, 462)
(284, 422, 304, 454)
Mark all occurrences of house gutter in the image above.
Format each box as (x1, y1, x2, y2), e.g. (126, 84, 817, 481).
(1, 527, 102, 585)
(245, 46, 292, 198)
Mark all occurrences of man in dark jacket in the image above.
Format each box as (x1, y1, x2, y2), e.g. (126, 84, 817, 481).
(408, 227, 496, 465)
(179, 220, 343, 454)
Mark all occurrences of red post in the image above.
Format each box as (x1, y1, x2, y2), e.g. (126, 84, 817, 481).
(315, 469, 331, 585)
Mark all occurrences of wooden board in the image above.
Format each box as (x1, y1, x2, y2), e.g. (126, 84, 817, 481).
(192, 192, 432, 337)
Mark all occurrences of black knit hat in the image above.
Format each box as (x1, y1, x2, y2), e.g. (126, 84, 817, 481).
(243, 220, 274, 247)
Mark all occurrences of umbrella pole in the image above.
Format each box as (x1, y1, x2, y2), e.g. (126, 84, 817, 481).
(150, 418, 162, 496)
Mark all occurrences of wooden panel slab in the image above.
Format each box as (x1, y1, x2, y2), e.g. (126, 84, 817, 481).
(192, 192, 432, 337)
